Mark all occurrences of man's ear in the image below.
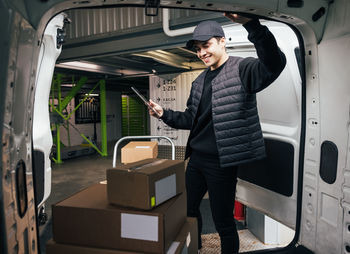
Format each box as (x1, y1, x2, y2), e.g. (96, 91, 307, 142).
(220, 37, 226, 47)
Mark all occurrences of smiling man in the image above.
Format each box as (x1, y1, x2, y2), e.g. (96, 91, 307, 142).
(149, 13, 286, 254)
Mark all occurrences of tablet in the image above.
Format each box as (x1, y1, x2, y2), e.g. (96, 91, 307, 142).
(131, 87, 161, 117)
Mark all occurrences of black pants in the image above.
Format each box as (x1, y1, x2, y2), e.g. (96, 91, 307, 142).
(186, 155, 239, 254)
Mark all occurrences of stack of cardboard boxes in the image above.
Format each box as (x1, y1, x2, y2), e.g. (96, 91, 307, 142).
(47, 142, 197, 254)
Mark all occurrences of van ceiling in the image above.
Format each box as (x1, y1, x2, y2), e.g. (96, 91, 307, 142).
(16, 0, 329, 44)
(53, 1, 330, 91)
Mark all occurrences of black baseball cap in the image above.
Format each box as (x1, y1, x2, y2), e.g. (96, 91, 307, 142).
(186, 20, 225, 49)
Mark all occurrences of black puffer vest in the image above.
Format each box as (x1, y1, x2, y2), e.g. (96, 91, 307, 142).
(185, 56, 266, 167)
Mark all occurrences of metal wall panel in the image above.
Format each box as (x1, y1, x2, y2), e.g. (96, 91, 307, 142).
(66, 8, 204, 40)
(149, 71, 202, 146)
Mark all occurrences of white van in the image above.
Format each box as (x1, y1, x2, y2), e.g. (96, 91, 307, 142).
(0, 1, 349, 254)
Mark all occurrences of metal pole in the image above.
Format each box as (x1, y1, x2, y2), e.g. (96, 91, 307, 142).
(127, 97, 130, 135)
(55, 74, 63, 164)
(100, 80, 108, 156)
(60, 76, 88, 110)
(66, 120, 71, 147)
(55, 124, 62, 163)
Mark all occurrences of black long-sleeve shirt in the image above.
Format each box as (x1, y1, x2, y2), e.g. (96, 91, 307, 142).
(189, 62, 226, 158)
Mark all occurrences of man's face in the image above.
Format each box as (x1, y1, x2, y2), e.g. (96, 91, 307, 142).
(194, 37, 227, 70)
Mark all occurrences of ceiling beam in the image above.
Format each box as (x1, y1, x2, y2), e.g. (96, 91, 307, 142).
(132, 49, 204, 70)
(55, 60, 152, 77)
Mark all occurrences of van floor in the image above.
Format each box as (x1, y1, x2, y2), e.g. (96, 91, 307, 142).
(39, 148, 285, 253)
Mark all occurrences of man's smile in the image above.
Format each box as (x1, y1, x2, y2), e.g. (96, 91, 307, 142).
(201, 55, 211, 63)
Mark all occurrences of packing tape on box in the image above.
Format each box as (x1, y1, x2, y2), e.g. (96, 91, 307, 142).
(129, 159, 167, 171)
(186, 232, 191, 247)
(166, 242, 180, 254)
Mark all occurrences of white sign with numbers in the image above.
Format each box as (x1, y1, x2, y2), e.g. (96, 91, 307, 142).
(149, 71, 202, 146)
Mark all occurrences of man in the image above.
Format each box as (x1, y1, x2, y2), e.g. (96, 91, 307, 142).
(149, 13, 286, 253)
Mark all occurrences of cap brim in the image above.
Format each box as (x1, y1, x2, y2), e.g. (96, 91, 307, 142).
(186, 35, 213, 49)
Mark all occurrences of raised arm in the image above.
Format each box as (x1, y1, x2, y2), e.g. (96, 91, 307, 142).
(238, 19, 287, 93)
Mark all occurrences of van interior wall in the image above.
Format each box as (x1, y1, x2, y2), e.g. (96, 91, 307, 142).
(299, 1, 350, 253)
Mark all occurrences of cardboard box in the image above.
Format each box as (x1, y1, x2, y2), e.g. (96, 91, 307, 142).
(47, 218, 198, 254)
(169, 217, 198, 254)
(52, 184, 186, 254)
(107, 159, 185, 210)
(121, 141, 158, 164)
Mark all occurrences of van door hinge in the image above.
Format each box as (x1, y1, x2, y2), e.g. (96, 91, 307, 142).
(145, 0, 160, 16)
(56, 17, 71, 49)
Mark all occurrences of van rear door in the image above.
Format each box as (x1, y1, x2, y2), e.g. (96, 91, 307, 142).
(224, 21, 303, 230)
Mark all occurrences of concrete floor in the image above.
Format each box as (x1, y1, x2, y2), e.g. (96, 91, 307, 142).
(39, 150, 114, 253)
(43, 152, 113, 221)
